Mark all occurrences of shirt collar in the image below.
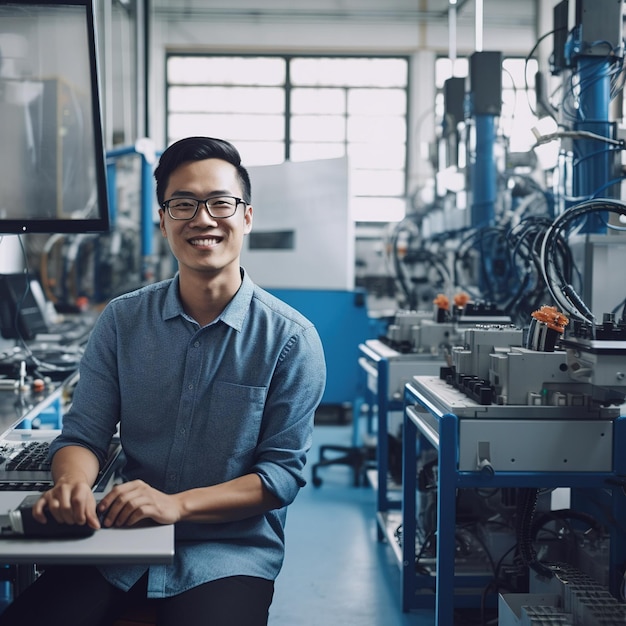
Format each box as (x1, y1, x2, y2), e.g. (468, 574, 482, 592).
(163, 268, 253, 332)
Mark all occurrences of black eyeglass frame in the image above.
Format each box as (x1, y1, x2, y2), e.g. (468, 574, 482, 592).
(161, 196, 246, 220)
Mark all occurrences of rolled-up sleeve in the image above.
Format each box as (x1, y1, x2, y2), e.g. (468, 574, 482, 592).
(253, 324, 326, 505)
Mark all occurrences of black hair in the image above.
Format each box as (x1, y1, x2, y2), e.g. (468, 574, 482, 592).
(154, 136, 252, 206)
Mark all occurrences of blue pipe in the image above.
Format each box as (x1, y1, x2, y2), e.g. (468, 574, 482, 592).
(106, 145, 138, 159)
(573, 56, 614, 233)
(140, 154, 156, 282)
(105, 161, 117, 226)
(470, 114, 497, 229)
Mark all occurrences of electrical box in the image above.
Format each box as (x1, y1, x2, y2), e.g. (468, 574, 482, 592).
(578, 0, 624, 56)
(469, 51, 502, 116)
(552, 0, 570, 72)
(444, 76, 466, 130)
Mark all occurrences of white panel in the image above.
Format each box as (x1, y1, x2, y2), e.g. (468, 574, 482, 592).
(458, 419, 613, 472)
(242, 157, 354, 290)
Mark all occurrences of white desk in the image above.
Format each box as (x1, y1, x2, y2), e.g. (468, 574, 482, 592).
(0, 491, 174, 565)
(0, 525, 174, 565)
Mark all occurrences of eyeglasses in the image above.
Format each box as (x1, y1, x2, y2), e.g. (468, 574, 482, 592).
(161, 195, 245, 220)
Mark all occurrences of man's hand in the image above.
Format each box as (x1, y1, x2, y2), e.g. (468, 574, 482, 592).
(97, 480, 181, 527)
(32, 480, 100, 529)
(31, 444, 103, 529)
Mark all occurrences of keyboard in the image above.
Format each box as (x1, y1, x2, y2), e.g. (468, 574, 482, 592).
(5, 440, 51, 472)
(0, 434, 122, 491)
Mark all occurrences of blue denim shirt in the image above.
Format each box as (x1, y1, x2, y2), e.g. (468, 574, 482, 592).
(49, 268, 326, 597)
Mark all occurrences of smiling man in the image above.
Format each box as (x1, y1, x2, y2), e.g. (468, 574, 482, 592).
(0, 137, 327, 626)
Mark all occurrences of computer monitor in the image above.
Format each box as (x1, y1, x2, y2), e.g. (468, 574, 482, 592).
(0, 273, 49, 340)
(0, 0, 110, 234)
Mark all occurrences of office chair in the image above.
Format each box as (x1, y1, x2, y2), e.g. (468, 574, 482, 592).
(311, 439, 376, 487)
(310, 399, 376, 487)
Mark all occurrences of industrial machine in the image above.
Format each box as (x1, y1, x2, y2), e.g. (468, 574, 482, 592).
(401, 302, 626, 623)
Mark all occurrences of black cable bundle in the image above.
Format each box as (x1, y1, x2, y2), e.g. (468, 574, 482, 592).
(530, 508, 604, 540)
(515, 487, 554, 579)
(541, 198, 626, 324)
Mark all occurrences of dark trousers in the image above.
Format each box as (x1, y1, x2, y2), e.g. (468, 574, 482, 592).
(0, 565, 274, 626)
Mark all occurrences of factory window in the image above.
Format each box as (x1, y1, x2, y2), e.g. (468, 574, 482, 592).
(166, 54, 409, 223)
(435, 56, 540, 153)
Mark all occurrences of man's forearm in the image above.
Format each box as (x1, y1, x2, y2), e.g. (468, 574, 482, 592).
(175, 473, 282, 524)
(51, 445, 101, 486)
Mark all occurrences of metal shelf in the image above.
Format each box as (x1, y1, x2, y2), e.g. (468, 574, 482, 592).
(401, 378, 626, 624)
(357, 341, 442, 531)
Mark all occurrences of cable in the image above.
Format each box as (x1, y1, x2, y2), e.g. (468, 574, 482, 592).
(524, 28, 564, 119)
(504, 216, 556, 324)
(540, 198, 626, 323)
(515, 487, 554, 579)
(387, 212, 453, 309)
(39, 233, 67, 304)
(530, 508, 604, 540)
(532, 129, 624, 150)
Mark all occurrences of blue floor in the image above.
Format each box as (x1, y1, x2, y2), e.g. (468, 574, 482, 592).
(269, 424, 435, 626)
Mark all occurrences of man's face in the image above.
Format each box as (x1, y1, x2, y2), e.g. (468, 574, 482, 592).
(159, 158, 252, 279)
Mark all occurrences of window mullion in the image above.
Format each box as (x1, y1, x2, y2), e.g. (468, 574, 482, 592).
(285, 57, 291, 161)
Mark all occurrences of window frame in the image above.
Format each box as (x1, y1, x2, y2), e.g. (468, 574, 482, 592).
(164, 52, 411, 224)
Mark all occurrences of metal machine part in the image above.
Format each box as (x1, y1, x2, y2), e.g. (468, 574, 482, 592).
(504, 562, 626, 626)
(489, 347, 578, 406)
(361, 339, 445, 401)
(450, 325, 524, 386)
(439, 306, 626, 409)
(561, 314, 626, 399)
(382, 300, 512, 357)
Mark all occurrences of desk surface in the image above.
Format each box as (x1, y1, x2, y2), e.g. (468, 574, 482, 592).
(0, 491, 174, 565)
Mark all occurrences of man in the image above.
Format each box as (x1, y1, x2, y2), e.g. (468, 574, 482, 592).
(0, 137, 326, 626)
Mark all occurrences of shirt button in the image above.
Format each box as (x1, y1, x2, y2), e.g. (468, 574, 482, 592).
(194, 341, 200, 348)
(180, 428, 186, 435)
(188, 384, 193, 390)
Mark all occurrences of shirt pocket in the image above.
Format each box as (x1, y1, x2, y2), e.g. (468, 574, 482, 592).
(207, 380, 267, 461)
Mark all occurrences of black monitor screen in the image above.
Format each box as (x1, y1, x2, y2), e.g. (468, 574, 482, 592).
(0, 273, 49, 340)
(0, 0, 109, 234)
